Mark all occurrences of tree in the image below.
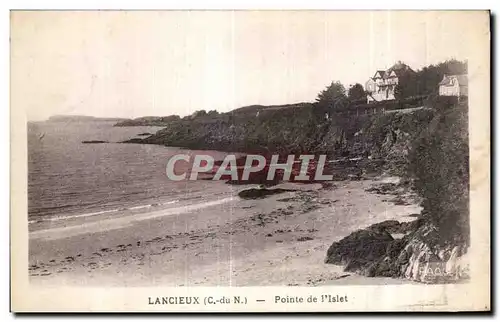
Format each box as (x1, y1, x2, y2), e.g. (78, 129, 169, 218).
(347, 83, 365, 101)
(394, 84, 403, 100)
(315, 81, 347, 108)
(191, 110, 207, 118)
(413, 59, 467, 96)
(409, 102, 469, 243)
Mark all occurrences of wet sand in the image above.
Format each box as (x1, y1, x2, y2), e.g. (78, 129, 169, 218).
(29, 177, 421, 286)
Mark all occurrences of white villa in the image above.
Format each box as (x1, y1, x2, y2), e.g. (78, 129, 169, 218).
(365, 62, 415, 104)
(438, 74, 468, 97)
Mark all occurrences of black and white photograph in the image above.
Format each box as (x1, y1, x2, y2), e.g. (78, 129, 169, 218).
(10, 10, 490, 312)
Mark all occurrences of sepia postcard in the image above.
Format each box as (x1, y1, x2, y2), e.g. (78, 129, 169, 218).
(10, 10, 490, 312)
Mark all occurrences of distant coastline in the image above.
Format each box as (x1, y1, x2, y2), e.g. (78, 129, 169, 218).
(46, 115, 129, 123)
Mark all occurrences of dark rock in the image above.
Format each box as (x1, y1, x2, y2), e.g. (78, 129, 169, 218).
(81, 140, 108, 144)
(365, 183, 399, 195)
(122, 138, 145, 144)
(367, 220, 401, 233)
(385, 238, 408, 258)
(329, 219, 469, 282)
(364, 238, 409, 277)
(325, 228, 394, 273)
(324, 216, 428, 277)
(399, 219, 424, 234)
(366, 218, 424, 235)
(390, 196, 410, 205)
(238, 188, 293, 200)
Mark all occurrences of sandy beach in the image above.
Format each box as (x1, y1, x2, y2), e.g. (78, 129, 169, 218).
(29, 176, 421, 287)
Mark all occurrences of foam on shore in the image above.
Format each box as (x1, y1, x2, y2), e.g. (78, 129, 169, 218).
(29, 197, 236, 241)
(28, 200, 181, 225)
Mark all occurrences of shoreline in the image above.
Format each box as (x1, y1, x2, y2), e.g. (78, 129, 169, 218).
(29, 177, 422, 286)
(29, 196, 238, 240)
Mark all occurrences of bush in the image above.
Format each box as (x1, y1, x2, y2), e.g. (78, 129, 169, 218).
(428, 95, 459, 112)
(408, 102, 469, 244)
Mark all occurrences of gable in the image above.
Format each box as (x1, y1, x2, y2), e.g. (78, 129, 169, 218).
(439, 75, 448, 86)
(365, 78, 376, 91)
(439, 74, 468, 87)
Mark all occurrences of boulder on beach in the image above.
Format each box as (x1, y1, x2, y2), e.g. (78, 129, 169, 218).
(81, 140, 109, 144)
(325, 228, 394, 273)
(366, 219, 423, 235)
(237, 188, 292, 200)
(324, 217, 469, 281)
(324, 219, 421, 276)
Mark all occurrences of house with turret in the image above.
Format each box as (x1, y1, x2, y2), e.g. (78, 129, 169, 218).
(365, 62, 416, 104)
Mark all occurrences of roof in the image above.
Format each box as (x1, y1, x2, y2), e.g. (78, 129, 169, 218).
(439, 74, 468, 87)
(370, 62, 415, 80)
(385, 62, 415, 77)
(373, 70, 386, 78)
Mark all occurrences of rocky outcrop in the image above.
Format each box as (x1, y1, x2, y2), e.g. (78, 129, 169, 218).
(359, 108, 436, 175)
(122, 101, 436, 172)
(325, 227, 395, 274)
(238, 188, 293, 200)
(394, 223, 470, 283)
(114, 115, 180, 127)
(325, 100, 469, 284)
(117, 94, 468, 284)
(325, 219, 469, 282)
(325, 220, 419, 276)
(368, 218, 423, 235)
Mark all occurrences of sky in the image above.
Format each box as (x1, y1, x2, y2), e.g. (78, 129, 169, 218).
(11, 11, 488, 120)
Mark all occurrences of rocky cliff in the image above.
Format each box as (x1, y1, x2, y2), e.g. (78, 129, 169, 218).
(123, 102, 433, 161)
(325, 98, 470, 283)
(122, 97, 469, 283)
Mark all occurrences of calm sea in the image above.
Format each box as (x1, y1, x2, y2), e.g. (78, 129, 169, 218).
(28, 120, 235, 223)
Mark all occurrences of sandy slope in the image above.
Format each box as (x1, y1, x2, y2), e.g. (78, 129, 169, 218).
(28, 177, 421, 286)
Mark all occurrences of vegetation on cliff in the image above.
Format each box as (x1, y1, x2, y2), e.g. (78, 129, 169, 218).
(325, 97, 470, 282)
(117, 59, 469, 282)
(358, 107, 436, 175)
(409, 97, 469, 244)
(120, 59, 467, 158)
(123, 101, 437, 170)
